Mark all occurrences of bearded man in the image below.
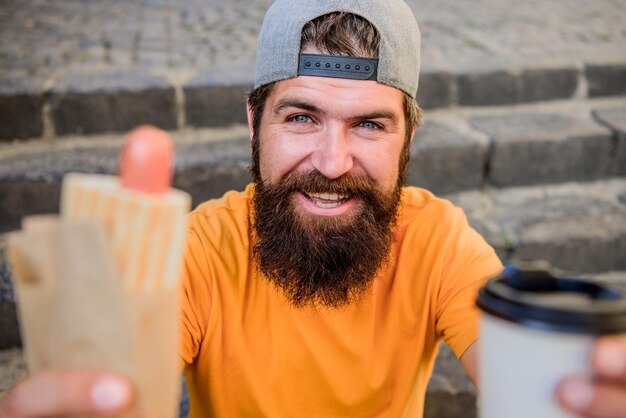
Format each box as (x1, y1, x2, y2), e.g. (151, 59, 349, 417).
(3, 1, 626, 418)
(177, 2, 500, 416)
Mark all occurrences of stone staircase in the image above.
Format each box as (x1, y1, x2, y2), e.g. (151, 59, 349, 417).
(1, 94, 625, 417)
(2, 1, 626, 416)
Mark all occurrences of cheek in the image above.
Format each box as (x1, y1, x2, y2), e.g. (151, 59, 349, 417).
(258, 138, 297, 184)
(259, 136, 314, 183)
(358, 145, 403, 191)
(258, 142, 278, 183)
(374, 166, 400, 192)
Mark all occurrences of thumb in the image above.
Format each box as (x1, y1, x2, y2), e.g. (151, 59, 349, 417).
(0, 370, 133, 417)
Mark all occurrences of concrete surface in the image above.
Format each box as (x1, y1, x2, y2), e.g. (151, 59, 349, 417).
(1, 2, 625, 417)
(1, 0, 626, 139)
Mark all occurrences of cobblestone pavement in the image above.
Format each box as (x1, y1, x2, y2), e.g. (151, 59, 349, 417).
(1, 0, 625, 90)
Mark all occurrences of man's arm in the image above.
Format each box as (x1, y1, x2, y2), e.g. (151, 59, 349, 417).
(461, 337, 626, 418)
(459, 340, 479, 386)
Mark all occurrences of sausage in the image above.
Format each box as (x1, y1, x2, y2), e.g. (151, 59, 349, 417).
(119, 125, 173, 194)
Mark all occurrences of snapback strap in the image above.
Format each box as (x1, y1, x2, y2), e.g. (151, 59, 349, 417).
(298, 53, 378, 81)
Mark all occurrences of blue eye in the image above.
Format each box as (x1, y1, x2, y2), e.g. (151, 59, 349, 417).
(360, 121, 381, 129)
(291, 114, 311, 123)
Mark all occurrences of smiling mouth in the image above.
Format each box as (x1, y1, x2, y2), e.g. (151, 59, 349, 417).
(303, 192, 351, 208)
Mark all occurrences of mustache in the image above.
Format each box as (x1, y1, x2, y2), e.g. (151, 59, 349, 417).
(260, 170, 384, 201)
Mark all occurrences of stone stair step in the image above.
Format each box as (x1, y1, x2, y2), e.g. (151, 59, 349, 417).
(416, 97, 626, 192)
(5, 63, 626, 140)
(446, 179, 626, 275)
(1, 97, 625, 233)
(0, 125, 252, 233)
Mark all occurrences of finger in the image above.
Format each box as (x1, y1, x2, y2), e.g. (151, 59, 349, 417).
(556, 375, 626, 418)
(592, 337, 626, 383)
(0, 370, 133, 418)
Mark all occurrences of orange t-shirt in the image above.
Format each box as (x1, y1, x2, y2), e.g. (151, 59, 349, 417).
(179, 185, 502, 418)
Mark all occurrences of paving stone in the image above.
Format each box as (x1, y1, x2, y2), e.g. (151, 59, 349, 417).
(183, 68, 253, 128)
(0, 181, 61, 233)
(594, 106, 626, 136)
(0, 145, 118, 232)
(457, 70, 517, 106)
(424, 393, 477, 418)
(518, 67, 578, 103)
(0, 235, 13, 303)
(184, 86, 250, 128)
(0, 348, 27, 394)
(0, 302, 20, 349)
(592, 105, 626, 176)
(407, 122, 487, 194)
(51, 70, 177, 135)
(511, 205, 626, 274)
(427, 343, 475, 395)
(470, 112, 614, 187)
(0, 93, 44, 141)
(0, 235, 20, 349)
(465, 216, 511, 261)
(449, 180, 626, 274)
(0, 147, 120, 181)
(457, 67, 580, 107)
(416, 71, 455, 109)
(586, 64, 626, 97)
(173, 137, 251, 207)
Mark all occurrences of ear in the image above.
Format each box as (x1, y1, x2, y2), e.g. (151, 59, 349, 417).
(246, 101, 255, 143)
(409, 125, 417, 143)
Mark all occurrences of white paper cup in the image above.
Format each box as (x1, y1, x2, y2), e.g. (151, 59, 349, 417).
(476, 264, 626, 418)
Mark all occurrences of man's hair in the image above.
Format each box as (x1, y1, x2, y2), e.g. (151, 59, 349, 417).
(300, 12, 380, 57)
(248, 12, 423, 182)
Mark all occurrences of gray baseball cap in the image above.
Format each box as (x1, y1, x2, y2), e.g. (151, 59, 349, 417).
(255, 0, 421, 98)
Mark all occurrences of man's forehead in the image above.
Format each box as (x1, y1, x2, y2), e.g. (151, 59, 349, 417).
(268, 75, 405, 111)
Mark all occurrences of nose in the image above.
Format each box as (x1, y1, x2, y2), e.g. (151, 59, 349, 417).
(311, 126, 354, 179)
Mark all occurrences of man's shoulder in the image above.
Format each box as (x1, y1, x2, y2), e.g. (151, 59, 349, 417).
(399, 186, 470, 233)
(190, 185, 253, 217)
(186, 184, 253, 237)
(400, 186, 458, 215)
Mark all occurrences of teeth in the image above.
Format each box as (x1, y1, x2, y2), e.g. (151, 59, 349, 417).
(314, 200, 342, 208)
(305, 192, 349, 209)
(307, 192, 347, 201)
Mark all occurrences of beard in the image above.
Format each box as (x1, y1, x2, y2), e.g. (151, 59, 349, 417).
(251, 169, 402, 309)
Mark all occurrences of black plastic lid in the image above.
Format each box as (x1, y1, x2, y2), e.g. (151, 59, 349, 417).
(477, 263, 626, 334)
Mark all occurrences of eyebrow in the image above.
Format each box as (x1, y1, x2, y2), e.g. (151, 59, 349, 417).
(352, 111, 399, 124)
(273, 98, 400, 124)
(273, 99, 323, 116)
